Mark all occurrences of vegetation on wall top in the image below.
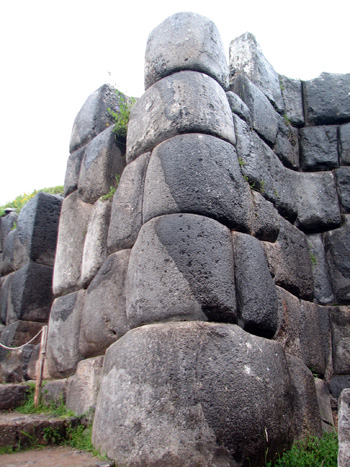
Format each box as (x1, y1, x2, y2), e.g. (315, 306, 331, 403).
(0, 186, 64, 217)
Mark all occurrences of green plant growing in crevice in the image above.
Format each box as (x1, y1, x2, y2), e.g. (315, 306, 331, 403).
(238, 157, 246, 168)
(11, 221, 17, 231)
(100, 174, 121, 201)
(260, 180, 266, 194)
(283, 114, 292, 127)
(107, 89, 136, 141)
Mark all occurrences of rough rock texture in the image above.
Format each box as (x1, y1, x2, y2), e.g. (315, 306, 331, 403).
(144, 12, 229, 90)
(229, 32, 284, 113)
(232, 232, 278, 337)
(41, 379, 67, 407)
(0, 345, 34, 383)
(314, 378, 335, 432)
(306, 233, 334, 304)
(226, 91, 252, 125)
(335, 166, 350, 213)
(274, 115, 299, 169)
(250, 191, 280, 242)
(1, 229, 27, 275)
(278, 75, 304, 127)
(126, 70, 235, 163)
(329, 375, 350, 399)
(79, 250, 130, 358)
(300, 126, 338, 171)
(64, 147, 85, 197)
(330, 306, 350, 375)
(143, 133, 252, 231)
(93, 322, 294, 467)
(340, 123, 350, 165)
(126, 214, 237, 328)
(303, 72, 350, 125)
(338, 389, 350, 467)
(107, 152, 150, 253)
(0, 212, 18, 251)
(0, 383, 29, 410)
(0, 321, 43, 348)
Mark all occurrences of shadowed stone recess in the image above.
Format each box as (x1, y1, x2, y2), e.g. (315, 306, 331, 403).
(330, 307, 350, 375)
(126, 214, 237, 329)
(143, 133, 252, 232)
(335, 166, 350, 213)
(340, 123, 350, 165)
(250, 191, 280, 242)
(126, 70, 235, 163)
(93, 322, 293, 467)
(144, 12, 229, 90)
(274, 115, 299, 169)
(278, 75, 304, 127)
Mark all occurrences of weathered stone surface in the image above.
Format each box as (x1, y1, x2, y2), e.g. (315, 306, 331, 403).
(295, 171, 341, 232)
(300, 125, 339, 171)
(41, 379, 67, 407)
(329, 375, 350, 399)
(263, 219, 314, 300)
(0, 321, 43, 352)
(0, 212, 18, 251)
(314, 378, 335, 432)
(232, 232, 278, 337)
(69, 84, 120, 153)
(6, 263, 54, 323)
(93, 322, 293, 467)
(278, 75, 304, 127)
(235, 119, 297, 220)
(330, 306, 350, 375)
(338, 389, 350, 467)
(226, 91, 252, 125)
(126, 71, 235, 163)
(78, 126, 126, 204)
(66, 356, 104, 416)
(1, 229, 27, 275)
(286, 355, 322, 439)
(0, 345, 35, 383)
(325, 216, 350, 304)
(145, 12, 229, 90)
(126, 214, 237, 328)
(0, 274, 11, 324)
(107, 152, 150, 253)
(143, 134, 252, 232)
(64, 146, 85, 197)
(250, 191, 280, 242)
(306, 233, 334, 305)
(46, 290, 85, 378)
(79, 250, 130, 358)
(231, 74, 279, 145)
(26, 343, 51, 381)
(340, 123, 350, 165)
(0, 383, 29, 410)
(229, 32, 284, 113)
(53, 191, 93, 297)
(274, 115, 299, 169)
(80, 199, 111, 287)
(336, 166, 350, 213)
(303, 72, 350, 125)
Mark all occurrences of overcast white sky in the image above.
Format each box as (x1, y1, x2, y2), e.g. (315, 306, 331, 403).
(0, 0, 349, 206)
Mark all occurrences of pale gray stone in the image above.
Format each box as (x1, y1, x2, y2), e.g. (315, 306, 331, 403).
(229, 32, 284, 113)
(231, 74, 279, 145)
(143, 133, 252, 232)
(295, 171, 341, 232)
(107, 152, 150, 253)
(78, 126, 126, 204)
(126, 71, 235, 163)
(79, 250, 130, 358)
(340, 123, 350, 165)
(1, 229, 27, 275)
(278, 75, 304, 127)
(338, 389, 350, 467)
(53, 191, 93, 297)
(46, 290, 85, 378)
(250, 191, 280, 242)
(274, 114, 299, 169)
(330, 306, 350, 375)
(64, 147, 84, 197)
(145, 12, 229, 90)
(66, 356, 104, 416)
(314, 378, 335, 432)
(232, 232, 278, 337)
(300, 125, 339, 171)
(303, 72, 350, 125)
(335, 166, 350, 213)
(41, 379, 67, 407)
(126, 214, 237, 329)
(93, 322, 293, 466)
(80, 199, 112, 287)
(226, 91, 252, 125)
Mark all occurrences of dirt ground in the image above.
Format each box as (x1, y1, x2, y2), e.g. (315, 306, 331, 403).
(0, 445, 113, 466)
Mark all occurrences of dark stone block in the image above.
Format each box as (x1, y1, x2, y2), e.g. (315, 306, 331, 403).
(0, 212, 18, 251)
(64, 147, 85, 197)
(330, 306, 350, 374)
(336, 166, 350, 213)
(226, 91, 252, 125)
(0, 383, 29, 410)
(274, 114, 299, 169)
(340, 123, 350, 165)
(300, 126, 339, 171)
(329, 375, 350, 399)
(279, 75, 304, 127)
(1, 229, 27, 275)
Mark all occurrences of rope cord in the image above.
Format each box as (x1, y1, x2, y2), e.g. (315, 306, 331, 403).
(0, 328, 43, 350)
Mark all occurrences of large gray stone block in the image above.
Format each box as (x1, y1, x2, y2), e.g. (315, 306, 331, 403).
(79, 250, 130, 359)
(143, 133, 252, 232)
(325, 216, 350, 304)
(335, 166, 350, 213)
(330, 306, 350, 375)
(93, 322, 293, 467)
(338, 389, 350, 467)
(314, 378, 335, 432)
(126, 214, 237, 328)
(303, 72, 350, 125)
(78, 126, 126, 204)
(64, 147, 84, 197)
(0, 275, 11, 324)
(80, 199, 111, 287)
(250, 191, 280, 242)
(226, 91, 252, 125)
(229, 32, 284, 113)
(274, 115, 299, 169)
(232, 232, 278, 338)
(263, 219, 314, 300)
(329, 375, 350, 400)
(145, 12, 229, 90)
(340, 123, 350, 165)
(300, 125, 339, 171)
(295, 171, 341, 232)
(46, 290, 85, 378)
(231, 74, 279, 145)
(107, 152, 151, 253)
(1, 229, 27, 275)
(126, 71, 235, 163)
(69, 84, 120, 153)
(278, 75, 304, 127)
(53, 191, 93, 297)
(0, 212, 17, 251)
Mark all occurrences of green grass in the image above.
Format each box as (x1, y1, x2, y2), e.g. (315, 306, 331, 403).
(265, 432, 338, 466)
(0, 186, 64, 217)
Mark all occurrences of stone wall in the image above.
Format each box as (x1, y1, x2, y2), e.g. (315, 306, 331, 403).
(45, 12, 349, 467)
